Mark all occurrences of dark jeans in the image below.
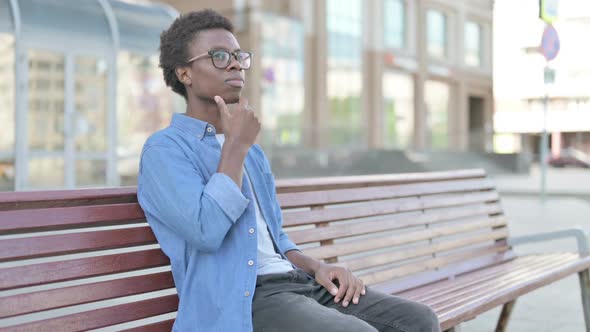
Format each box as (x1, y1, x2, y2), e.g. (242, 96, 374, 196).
(252, 269, 441, 332)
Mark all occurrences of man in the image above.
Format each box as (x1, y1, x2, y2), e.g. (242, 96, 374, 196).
(138, 9, 440, 332)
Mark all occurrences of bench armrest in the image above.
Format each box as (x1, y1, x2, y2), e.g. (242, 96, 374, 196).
(508, 228, 590, 256)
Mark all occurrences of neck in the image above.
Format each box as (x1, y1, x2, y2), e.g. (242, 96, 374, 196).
(185, 94, 223, 134)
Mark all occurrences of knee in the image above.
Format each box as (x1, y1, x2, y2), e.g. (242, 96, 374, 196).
(413, 303, 440, 332)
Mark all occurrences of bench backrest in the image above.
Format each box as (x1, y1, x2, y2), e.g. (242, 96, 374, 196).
(0, 169, 510, 331)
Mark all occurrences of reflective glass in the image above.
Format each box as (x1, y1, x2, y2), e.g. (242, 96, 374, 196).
(427, 10, 447, 59)
(28, 51, 65, 152)
(28, 157, 64, 188)
(425, 80, 450, 149)
(260, 14, 305, 148)
(384, 0, 406, 50)
(465, 21, 482, 67)
(383, 72, 414, 149)
(327, 0, 364, 147)
(74, 56, 108, 153)
(117, 52, 182, 185)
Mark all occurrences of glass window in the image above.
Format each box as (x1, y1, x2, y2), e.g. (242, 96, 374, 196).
(28, 158, 64, 188)
(383, 72, 414, 149)
(260, 14, 305, 149)
(465, 21, 482, 67)
(28, 51, 65, 153)
(327, 0, 364, 146)
(384, 0, 406, 50)
(117, 52, 183, 185)
(427, 9, 447, 59)
(75, 56, 108, 153)
(425, 80, 450, 149)
(0, 30, 14, 191)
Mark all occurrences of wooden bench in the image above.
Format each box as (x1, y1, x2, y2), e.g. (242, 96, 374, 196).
(1, 169, 590, 331)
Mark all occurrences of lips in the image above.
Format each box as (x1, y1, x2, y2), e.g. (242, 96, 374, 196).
(225, 78, 244, 88)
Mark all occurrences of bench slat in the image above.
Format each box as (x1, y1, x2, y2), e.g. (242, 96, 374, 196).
(287, 202, 502, 244)
(406, 254, 567, 303)
(428, 254, 578, 311)
(373, 249, 515, 295)
(122, 319, 175, 332)
(435, 254, 590, 330)
(0, 203, 145, 233)
(359, 244, 509, 285)
(275, 169, 487, 193)
(278, 178, 495, 208)
(395, 255, 540, 300)
(0, 226, 156, 261)
(283, 191, 500, 227)
(0, 294, 178, 332)
(0, 271, 174, 318)
(304, 216, 507, 260)
(0, 249, 169, 290)
(0, 187, 137, 211)
(338, 228, 508, 272)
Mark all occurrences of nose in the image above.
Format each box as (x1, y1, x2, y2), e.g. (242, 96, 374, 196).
(226, 54, 242, 72)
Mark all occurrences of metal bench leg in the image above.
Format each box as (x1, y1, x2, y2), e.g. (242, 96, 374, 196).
(579, 269, 590, 332)
(495, 300, 516, 332)
(445, 325, 461, 332)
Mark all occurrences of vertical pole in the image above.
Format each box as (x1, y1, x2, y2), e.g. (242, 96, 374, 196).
(540, 64, 549, 203)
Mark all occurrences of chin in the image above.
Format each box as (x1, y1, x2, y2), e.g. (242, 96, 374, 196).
(223, 91, 242, 104)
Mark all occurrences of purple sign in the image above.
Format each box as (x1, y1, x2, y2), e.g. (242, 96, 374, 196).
(541, 24, 560, 61)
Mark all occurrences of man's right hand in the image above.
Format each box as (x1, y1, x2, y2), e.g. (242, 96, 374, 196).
(214, 95, 261, 148)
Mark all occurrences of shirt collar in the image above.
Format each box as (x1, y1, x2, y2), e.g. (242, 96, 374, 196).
(171, 113, 217, 140)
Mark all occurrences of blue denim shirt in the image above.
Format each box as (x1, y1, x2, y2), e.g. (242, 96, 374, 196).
(137, 113, 300, 332)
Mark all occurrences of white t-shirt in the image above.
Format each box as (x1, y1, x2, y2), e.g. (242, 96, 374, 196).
(215, 134, 294, 275)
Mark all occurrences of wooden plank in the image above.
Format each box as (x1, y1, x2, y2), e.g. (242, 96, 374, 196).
(283, 191, 500, 227)
(0, 249, 169, 290)
(374, 250, 516, 296)
(0, 187, 137, 211)
(122, 319, 175, 332)
(0, 271, 174, 318)
(359, 245, 509, 286)
(424, 254, 573, 308)
(410, 254, 567, 303)
(429, 254, 578, 311)
(303, 216, 507, 260)
(437, 254, 590, 330)
(0, 203, 145, 233)
(275, 169, 487, 193)
(0, 226, 156, 261)
(287, 203, 503, 244)
(337, 228, 509, 272)
(278, 178, 495, 208)
(396, 255, 540, 300)
(0, 294, 179, 332)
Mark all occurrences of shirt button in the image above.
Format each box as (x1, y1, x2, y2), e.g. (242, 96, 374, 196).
(244, 291, 250, 297)
(248, 260, 254, 266)
(249, 228, 255, 234)
(206, 127, 212, 133)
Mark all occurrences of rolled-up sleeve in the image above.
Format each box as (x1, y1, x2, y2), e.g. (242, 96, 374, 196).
(138, 144, 249, 252)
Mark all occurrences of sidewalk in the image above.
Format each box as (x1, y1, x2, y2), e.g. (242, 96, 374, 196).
(491, 166, 590, 199)
(460, 167, 590, 331)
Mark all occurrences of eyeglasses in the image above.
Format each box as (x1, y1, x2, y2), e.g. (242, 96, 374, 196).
(186, 49, 253, 70)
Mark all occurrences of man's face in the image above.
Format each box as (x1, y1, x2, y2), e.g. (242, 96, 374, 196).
(185, 29, 246, 104)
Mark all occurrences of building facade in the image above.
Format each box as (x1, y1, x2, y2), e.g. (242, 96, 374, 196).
(0, 0, 494, 191)
(163, 0, 494, 153)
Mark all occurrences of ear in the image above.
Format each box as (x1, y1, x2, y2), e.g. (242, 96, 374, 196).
(175, 67, 192, 86)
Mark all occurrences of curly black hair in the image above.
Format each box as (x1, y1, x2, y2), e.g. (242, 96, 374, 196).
(159, 9, 234, 100)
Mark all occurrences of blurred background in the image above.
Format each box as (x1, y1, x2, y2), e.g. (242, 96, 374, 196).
(0, 0, 588, 191)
